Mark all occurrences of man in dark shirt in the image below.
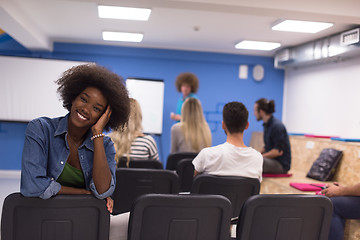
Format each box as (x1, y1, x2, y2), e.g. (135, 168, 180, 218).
(254, 98, 291, 173)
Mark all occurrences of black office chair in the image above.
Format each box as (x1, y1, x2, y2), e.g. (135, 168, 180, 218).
(175, 158, 195, 192)
(166, 152, 198, 170)
(128, 193, 232, 240)
(236, 194, 333, 240)
(191, 174, 260, 220)
(112, 168, 180, 215)
(117, 157, 163, 169)
(1, 192, 109, 240)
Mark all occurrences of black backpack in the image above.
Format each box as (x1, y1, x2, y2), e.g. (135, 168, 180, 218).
(306, 148, 343, 181)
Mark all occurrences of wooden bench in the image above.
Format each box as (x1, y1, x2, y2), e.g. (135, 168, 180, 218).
(250, 131, 360, 240)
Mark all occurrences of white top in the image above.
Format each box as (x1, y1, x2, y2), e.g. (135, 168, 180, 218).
(192, 142, 263, 182)
(127, 135, 160, 161)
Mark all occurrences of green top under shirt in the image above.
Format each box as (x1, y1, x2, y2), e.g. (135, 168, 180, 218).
(57, 162, 85, 189)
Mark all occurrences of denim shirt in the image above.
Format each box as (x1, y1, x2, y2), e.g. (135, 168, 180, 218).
(20, 114, 116, 199)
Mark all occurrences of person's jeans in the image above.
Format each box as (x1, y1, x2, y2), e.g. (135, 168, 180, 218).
(329, 196, 360, 240)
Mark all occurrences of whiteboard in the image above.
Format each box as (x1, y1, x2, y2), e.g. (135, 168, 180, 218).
(283, 56, 360, 138)
(126, 78, 164, 135)
(0, 56, 88, 122)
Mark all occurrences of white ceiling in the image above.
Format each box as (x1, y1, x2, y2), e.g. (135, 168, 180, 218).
(0, 0, 359, 57)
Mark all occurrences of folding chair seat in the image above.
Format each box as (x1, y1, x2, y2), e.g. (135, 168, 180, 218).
(175, 158, 195, 192)
(112, 168, 179, 215)
(166, 152, 198, 170)
(1, 192, 109, 240)
(191, 174, 260, 219)
(128, 193, 232, 240)
(236, 194, 333, 240)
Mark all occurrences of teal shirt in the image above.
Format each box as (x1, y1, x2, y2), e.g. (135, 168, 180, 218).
(176, 93, 198, 115)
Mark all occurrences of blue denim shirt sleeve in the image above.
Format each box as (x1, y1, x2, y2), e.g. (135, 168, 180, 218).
(88, 137, 117, 199)
(20, 119, 62, 199)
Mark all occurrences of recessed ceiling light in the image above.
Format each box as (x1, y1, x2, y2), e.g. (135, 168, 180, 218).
(98, 5, 151, 21)
(235, 40, 281, 51)
(272, 20, 333, 33)
(102, 31, 143, 42)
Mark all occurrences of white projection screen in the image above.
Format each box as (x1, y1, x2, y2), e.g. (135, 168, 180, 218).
(126, 78, 164, 135)
(1, 56, 88, 122)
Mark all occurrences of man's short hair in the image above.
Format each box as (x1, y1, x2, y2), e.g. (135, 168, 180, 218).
(223, 101, 248, 133)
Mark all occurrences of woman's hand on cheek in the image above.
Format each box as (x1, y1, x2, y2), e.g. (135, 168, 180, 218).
(92, 105, 112, 134)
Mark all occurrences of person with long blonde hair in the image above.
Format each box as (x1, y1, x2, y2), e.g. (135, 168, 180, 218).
(170, 97, 211, 153)
(110, 98, 159, 167)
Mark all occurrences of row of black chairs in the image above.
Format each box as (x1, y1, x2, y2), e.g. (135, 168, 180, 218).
(112, 168, 260, 218)
(117, 152, 198, 192)
(128, 193, 333, 240)
(117, 152, 198, 170)
(1, 152, 333, 239)
(110, 161, 333, 239)
(1, 192, 333, 240)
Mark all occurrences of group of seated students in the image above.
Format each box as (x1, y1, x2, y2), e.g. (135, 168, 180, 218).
(169, 72, 291, 175)
(18, 64, 358, 240)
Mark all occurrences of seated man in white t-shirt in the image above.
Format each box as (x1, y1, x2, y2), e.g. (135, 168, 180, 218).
(193, 101, 263, 181)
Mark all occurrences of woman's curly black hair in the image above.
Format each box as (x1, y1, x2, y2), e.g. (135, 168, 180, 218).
(56, 63, 130, 131)
(175, 72, 199, 93)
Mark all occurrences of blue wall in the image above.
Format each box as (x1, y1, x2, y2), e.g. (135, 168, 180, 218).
(0, 35, 284, 169)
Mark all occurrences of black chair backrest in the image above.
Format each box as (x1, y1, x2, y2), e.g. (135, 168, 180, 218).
(112, 168, 180, 215)
(191, 174, 260, 218)
(1, 192, 109, 240)
(175, 158, 195, 192)
(166, 152, 198, 170)
(236, 194, 333, 240)
(117, 157, 163, 169)
(128, 193, 232, 240)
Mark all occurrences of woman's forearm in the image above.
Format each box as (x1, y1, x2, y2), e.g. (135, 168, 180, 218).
(342, 183, 360, 196)
(262, 148, 283, 159)
(59, 186, 91, 195)
(92, 137, 112, 194)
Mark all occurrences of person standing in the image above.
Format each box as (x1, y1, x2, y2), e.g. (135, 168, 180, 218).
(170, 72, 199, 121)
(254, 98, 291, 174)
